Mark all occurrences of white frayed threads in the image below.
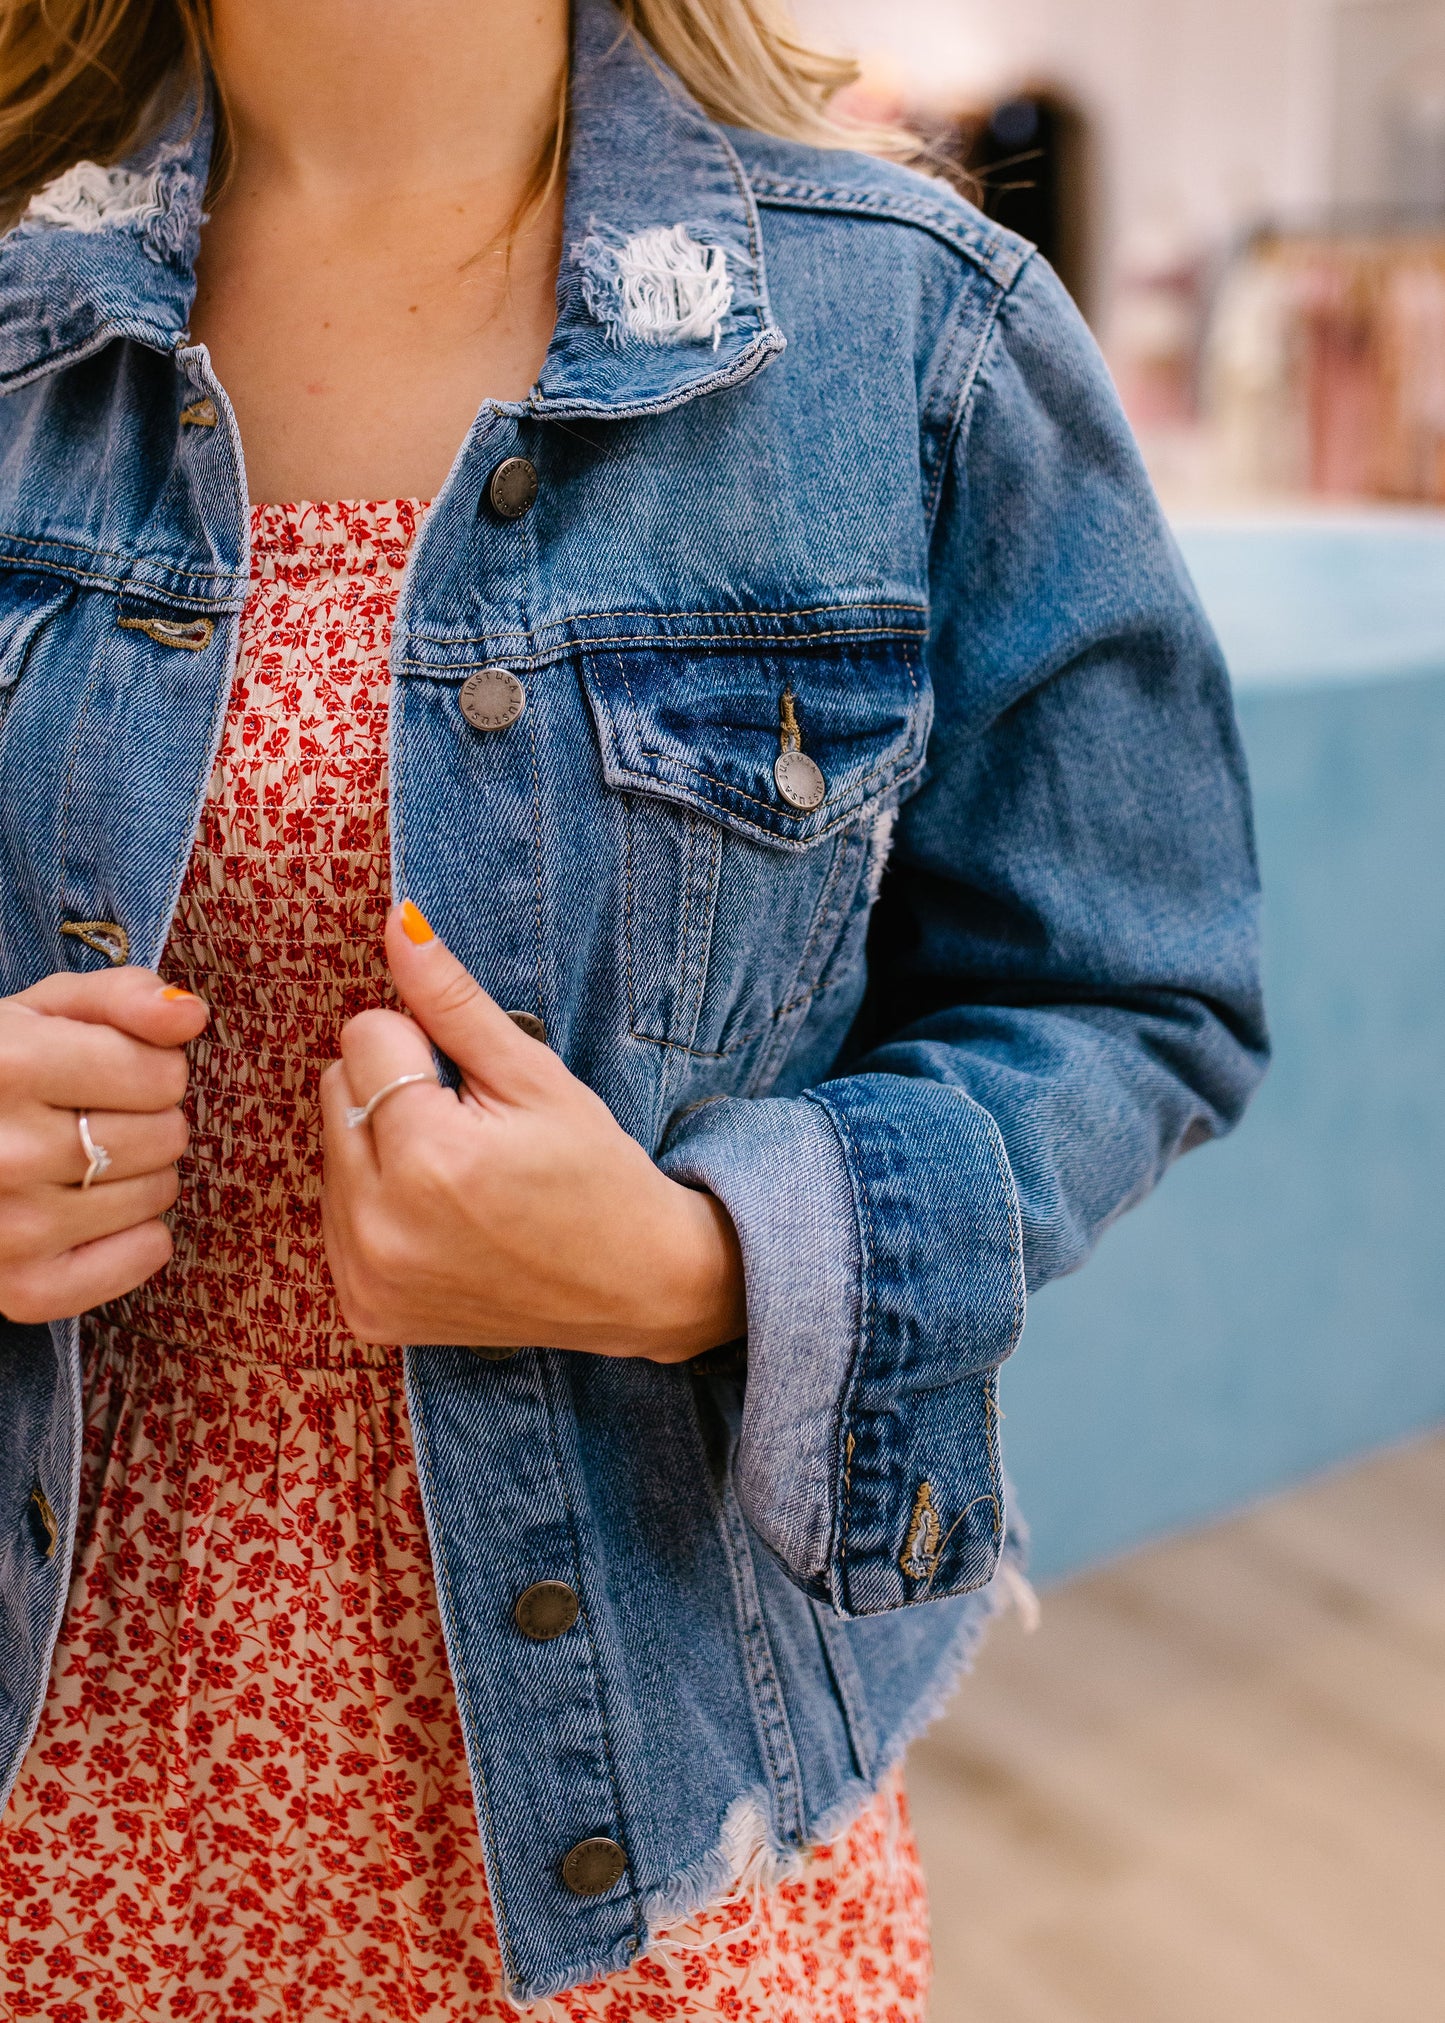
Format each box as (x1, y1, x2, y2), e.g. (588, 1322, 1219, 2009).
(584, 224, 733, 349)
(23, 160, 164, 235)
(1000, 1560, 1043, 1632)
(866, 805, 898, 902)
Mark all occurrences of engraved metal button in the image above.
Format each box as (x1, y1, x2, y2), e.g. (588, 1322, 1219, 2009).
(561, 1837, 628, 1897)
(514, 1580, 580, 1641)
(774, 748, 827, 812)
(458, 667, 526, 732)
(487, 456, 539, 521)
(506, 1010, 548, 1044)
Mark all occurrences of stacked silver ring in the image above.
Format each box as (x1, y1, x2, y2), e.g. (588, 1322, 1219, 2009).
(345, 1071, 436, 1130)
(77, 1113, 112, 1190)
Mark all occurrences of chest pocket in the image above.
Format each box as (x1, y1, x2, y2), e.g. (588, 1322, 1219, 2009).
(0, 570, 74, 742)
(582, 634, 929, 1059)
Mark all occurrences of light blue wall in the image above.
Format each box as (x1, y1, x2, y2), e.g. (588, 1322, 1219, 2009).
(1003, 516, 1445, 1582)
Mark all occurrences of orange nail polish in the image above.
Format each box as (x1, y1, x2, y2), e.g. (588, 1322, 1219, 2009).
(400, 899, 435, 945)
(161, 986, 199, 1001)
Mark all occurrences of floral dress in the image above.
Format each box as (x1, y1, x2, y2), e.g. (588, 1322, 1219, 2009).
(0, 500, 931, 2023)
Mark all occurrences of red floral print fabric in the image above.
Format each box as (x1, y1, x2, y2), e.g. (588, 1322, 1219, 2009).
(0, 500, 930, 2023)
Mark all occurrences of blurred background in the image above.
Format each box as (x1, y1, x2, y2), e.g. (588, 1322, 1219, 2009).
(792, 1, 1445, 2016)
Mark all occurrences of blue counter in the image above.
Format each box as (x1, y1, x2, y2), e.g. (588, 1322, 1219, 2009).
(1004, 513, 1445, 1581)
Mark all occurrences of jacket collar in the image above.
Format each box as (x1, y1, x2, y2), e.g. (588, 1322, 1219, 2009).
(0, 0, 783, 413)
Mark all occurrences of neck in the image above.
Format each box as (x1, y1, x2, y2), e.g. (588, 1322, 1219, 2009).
(206, 0, 571, 204)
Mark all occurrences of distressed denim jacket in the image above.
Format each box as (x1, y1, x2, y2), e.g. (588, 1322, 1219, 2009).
(0, 0, 1267, 2000)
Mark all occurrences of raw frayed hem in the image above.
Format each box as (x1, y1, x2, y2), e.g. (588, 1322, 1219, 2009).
(508, 1542, 1034, 2014)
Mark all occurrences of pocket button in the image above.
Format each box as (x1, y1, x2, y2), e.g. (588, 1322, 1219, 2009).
(459, 668, 526, 732)
(774, 749, 827, 812)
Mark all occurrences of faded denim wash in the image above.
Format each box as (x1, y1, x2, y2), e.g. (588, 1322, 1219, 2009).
(0, 0, 1267, 1998)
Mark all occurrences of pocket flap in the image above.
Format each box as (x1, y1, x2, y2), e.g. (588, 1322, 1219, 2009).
(582, 637, 930, 849)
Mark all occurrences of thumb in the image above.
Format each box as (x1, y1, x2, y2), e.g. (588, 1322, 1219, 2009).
(385, 901, 543, 1096)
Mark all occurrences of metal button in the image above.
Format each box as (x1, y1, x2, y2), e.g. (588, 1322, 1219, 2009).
(561, 1837, 627, 1896)
(514, 1580, 579, 1641)
(488, 456, 539, 521)
(774, 749, 827, 812)
(469, 1345, 520, 1363)
(506, 1010, 547, 1044)
(459, 667, 526, 732)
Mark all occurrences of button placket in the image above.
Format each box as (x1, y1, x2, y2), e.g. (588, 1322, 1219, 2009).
(403, 1346, 639, 1979)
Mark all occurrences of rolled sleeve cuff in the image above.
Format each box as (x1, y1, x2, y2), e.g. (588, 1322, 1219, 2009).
(661, 1075, 1026, 1617)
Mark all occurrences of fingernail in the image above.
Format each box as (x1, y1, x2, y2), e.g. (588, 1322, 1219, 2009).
(400, 900, 435, 945)
(160, 986, 199, 1001)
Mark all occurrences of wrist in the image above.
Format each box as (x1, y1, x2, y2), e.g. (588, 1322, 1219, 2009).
(640, 1179, 747, 1364)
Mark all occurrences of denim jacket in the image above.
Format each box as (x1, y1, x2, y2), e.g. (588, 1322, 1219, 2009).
(0, 0, 1267, 1999)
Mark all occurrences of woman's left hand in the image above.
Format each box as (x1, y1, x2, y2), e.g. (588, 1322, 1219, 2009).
(320, 902, 746, 1363)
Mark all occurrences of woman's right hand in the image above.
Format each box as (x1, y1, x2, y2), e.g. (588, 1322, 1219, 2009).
(0, 968, 209, 1326)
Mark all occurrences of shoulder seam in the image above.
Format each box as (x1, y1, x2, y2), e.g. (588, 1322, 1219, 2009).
(745, 171, 1032, 291)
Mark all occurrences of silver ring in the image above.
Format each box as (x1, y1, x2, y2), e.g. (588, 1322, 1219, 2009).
(77, 1113, 112, 1190)
(345, 1071, 436, 1130)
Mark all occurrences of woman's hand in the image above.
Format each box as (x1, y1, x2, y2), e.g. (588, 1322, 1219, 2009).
(321, 904, 746, 1363)
(0, 970, 209, 1325)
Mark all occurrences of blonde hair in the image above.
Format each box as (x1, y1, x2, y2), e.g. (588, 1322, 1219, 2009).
(0, 0, 911, 221)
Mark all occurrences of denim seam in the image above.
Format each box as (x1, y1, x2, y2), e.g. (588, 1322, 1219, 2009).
(821, 1100, 877, 1612)
(619, 750, 918, 827)
(712, 116, 776, 339)
(631, 949, 872, 1062)
(918, 289, 992, 528)
(923, 270, 1017, 539)
(711, 1474, 808, 1847)
(747, 831, 850, 1087)
(528, 700, 546, 1022)
(746, 178, 1028, 288)
(54, 615, 111, 935)
(797, 1092, 871, 1613)
(403, 1367, 525, 1992)
(0, 535, 244, 592)
(538, 1353, 645, 1955)
(676, 815, 717, 1051)
(0, 318, 179, 399)
(683, 1309, 810, 1839)
(423, 601, 927, 626)
(532, 326, 784, 423)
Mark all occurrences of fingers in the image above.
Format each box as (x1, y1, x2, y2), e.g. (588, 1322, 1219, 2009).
(0, 1167, 181, 1272)
(0, 998, 195, 1113)
(332, 1008, 455, 1168)
(383, 903, 542, 1098)
(0, 1104, 189, 1190)
(0, 1218, 175, 1327)
(14, 967, 210, 1046)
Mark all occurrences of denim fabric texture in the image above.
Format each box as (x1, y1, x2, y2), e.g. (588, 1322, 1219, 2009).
(0, 0, 1267, 1999)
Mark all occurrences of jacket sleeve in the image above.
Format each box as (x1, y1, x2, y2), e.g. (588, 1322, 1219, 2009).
(659, 252, 1269, 1618)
